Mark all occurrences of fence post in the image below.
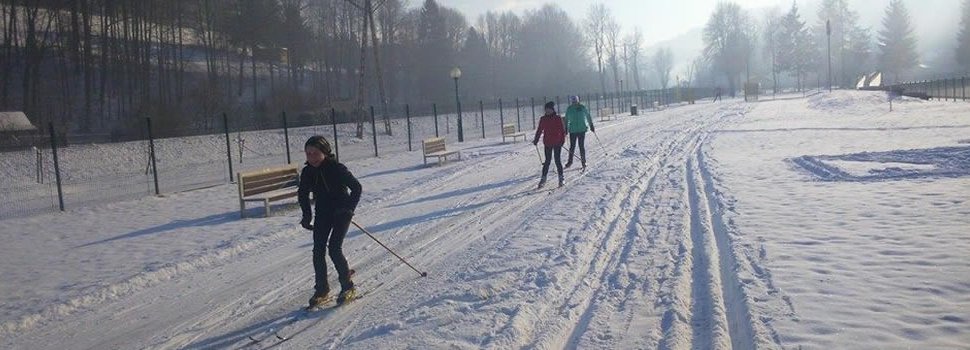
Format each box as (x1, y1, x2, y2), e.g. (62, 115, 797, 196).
(282, 111, 291, 164)
(433, 103, 439, 137)
(531, 97, 536, 129)
(963, 77, 966, 101)
(331, 108, 340, 162)
(936, 80, 945, 101)
(223, 113, 234, 183)
(34, 147, 43, 184)
(370, 105, 378, 157)
(146, 117, 160, 196)
(406, 104, 412, 152)
(479, 100, 485, 139)
(515, 98, 521, 132)
(499, 98, 505, 131)
(950, 78, 955, 101)
(48, 122, 65, 211)
(589, 93, 603, 121)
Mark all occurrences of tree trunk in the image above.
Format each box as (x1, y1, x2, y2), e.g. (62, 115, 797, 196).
(354, 12, 367, 139)
(366, 0, 391, 136)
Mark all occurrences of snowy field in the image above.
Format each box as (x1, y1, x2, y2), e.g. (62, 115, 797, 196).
(0, 91, 967, 349)
(0, 98, 612, 219)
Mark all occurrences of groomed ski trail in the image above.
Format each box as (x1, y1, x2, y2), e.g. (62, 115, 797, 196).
(2, 101, 775, 350)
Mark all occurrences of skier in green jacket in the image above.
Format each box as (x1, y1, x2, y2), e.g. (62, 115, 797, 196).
(563, 95, 595, 170)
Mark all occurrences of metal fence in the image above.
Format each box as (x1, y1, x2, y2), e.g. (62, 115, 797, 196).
(0, 86, 715, 220)
(893, 76, 970, 101)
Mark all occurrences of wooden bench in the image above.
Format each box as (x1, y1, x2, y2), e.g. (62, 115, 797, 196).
(422, 137, 461, 166)
(599, 108, 614, 121)
(501, 124, 527, 143)
(238, 165, 300, 217)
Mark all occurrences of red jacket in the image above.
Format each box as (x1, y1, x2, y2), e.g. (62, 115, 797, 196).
(533, 113, 566, 147)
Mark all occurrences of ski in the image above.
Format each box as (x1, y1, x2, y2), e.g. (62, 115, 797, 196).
(270, 292, 366, 344)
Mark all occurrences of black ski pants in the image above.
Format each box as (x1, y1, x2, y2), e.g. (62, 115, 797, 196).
(313, 212, 354, 293)
(567, 132, 587, 166)
(542, 146, 563, 179)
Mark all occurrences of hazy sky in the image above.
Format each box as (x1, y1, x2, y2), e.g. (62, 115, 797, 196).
(441, 0, 795, 44)
(438, 0, 961, 49)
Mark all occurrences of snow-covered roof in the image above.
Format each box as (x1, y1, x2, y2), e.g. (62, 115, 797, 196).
(0, 111, 36, 131)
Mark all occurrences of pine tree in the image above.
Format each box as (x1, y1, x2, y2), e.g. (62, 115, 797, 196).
(878, 0, 918, 83)
(957, 0, 970, 70)
(777, 2, 813, 90)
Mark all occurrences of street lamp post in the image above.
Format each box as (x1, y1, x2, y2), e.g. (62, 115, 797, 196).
(827, 19, 832, 92)
(450, 67, 464, 142)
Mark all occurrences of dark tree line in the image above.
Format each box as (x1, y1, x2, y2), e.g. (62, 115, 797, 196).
(1, 0, 610, 139)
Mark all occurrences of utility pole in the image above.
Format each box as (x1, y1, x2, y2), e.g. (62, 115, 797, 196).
(827, 19, 832, 92)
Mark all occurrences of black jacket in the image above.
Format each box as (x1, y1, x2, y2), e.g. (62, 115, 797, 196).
(298, 160, 362, 218)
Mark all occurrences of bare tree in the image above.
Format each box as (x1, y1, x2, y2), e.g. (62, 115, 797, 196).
(604, 14, 621, 94)
(653, 47, 673, 104)
(585, 4, 609, 94)
(762, 7, 782, 95)
(626, 28, 643, 90)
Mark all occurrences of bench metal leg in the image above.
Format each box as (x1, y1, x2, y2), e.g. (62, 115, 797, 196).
(264, 199, 271, 217)
(240, 200, 246, 218)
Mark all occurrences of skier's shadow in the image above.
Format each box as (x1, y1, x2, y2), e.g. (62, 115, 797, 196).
(74, 211, 236, 248)
(183, 308, 313, 349)
(360, 177, 533, 235)
(358, 164, 426, 179)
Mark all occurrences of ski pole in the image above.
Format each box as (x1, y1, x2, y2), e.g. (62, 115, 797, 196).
(351, 220, 428, 277)
(592, 131, 608, 156)
(534, 143, 543, 165)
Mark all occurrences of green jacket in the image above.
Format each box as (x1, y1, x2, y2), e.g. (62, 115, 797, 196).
(564, 103, 594, 134)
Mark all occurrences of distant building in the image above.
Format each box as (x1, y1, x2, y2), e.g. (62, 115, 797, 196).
(0, 111, 41, 149)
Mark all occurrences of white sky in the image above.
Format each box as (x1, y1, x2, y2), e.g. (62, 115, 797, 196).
(438, 0, 960, 49)
(440, 0, 792, 45)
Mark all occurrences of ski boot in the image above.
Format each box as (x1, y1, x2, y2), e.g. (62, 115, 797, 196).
(558, 175, 565, 187)
(564, 160, 573, 169)
(307, 290, 331, 309)
(537, 176, 547, 189)
(336, 287, 358, 305)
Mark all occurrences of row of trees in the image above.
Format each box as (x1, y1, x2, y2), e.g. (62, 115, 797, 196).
(699, 0, 929, 97)
(0, 0, 612, 137)
(4, 0, 968, 138)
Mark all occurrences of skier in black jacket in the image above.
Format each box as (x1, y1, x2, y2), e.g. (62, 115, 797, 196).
(298, 135, 362, 307)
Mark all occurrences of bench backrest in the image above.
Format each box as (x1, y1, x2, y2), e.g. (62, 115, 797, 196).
(502, 124, 517, 135)
(238, 165, 300, 197)
(423, 137, 447, 154)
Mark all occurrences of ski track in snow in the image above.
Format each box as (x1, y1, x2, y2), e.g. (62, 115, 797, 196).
(3, 91, 969, 349)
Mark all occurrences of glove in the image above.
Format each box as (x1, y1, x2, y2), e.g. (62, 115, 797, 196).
(590, 126, 595, 133)
(300, 216, 314, 230)
(532, 140, 539, 146)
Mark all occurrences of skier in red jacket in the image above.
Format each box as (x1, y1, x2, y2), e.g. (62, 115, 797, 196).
(532, 101, 567, 188)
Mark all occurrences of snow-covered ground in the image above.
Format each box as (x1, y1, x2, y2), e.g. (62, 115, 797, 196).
(0, 91, 967, 349)
(0, 98, 614, 219)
